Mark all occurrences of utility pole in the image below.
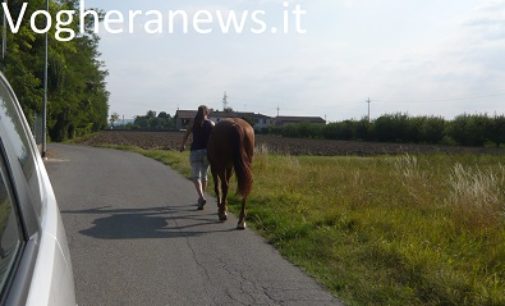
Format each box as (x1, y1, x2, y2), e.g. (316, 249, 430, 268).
(41, 0, 49, 158)
(366, 97, 372, 123)
(276, 106, 280, 117)
(222, 91, 228, 111)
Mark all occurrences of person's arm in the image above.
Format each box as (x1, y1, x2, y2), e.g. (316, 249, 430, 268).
(180, 127, 192, 152)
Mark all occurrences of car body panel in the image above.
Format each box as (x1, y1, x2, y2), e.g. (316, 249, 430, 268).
(0, 73, 77, 306)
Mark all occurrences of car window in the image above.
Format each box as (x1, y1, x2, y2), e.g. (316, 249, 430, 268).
(0, 152, 23, 294)
(0, 80, 41, 214)
(0, 90, 32, 179)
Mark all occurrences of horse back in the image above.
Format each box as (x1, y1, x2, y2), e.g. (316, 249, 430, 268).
(208, 118, 255, 160)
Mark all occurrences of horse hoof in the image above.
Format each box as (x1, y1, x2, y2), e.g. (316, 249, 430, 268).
(219, 212, 228, 222)
(237, 222, 247, 230)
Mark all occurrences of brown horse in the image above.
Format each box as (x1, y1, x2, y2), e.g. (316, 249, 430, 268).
(207, 118, 255, 230)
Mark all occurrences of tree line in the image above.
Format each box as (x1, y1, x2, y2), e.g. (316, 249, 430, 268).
(1, 0, 109, 141)
(269, 113, 505, 147)
(111, 111, 177, 130)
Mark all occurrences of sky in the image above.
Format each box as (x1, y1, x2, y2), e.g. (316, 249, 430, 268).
(86, 0, 505, 122)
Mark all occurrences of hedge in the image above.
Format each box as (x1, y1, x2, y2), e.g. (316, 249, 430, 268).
(267, 114, 505, 147)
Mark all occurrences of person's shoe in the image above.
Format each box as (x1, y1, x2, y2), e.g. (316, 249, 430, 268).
(197, 198, 207, 210)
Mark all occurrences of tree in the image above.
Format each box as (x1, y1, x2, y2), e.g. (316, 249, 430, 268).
(146, 110, 157, 118)
(491, 115, 505, 147)
(131, 110, 176, 130)
(2, 0, 109, 141)
(158, 112, 169, 119)
(110, 113, 120, 127)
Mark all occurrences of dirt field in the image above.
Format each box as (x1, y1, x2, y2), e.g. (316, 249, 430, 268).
(82, 130, 504, 156)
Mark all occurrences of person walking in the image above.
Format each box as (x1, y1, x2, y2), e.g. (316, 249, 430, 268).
(180, 106, 215, 210)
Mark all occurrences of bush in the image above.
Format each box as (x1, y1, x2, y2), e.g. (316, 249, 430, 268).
(267, 113, 504, 147)
(355, 118, 372, 140)
(419, 116, 446, 144)
(447, 115, 494, 147)
(323, 121, 353, 140)
(281, 123, 324, 139)
(374, 113, 414, 142)
(321, 118, 372, 141)
(491, 116, 505, 147)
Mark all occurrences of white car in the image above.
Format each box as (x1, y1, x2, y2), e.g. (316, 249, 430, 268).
(0, 73, 76, 305)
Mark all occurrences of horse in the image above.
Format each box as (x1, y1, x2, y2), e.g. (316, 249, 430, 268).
(207, 118, 255, 230)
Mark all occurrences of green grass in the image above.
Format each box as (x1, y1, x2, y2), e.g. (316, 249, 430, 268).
(64, 132, 100, 144)
(98, 145, 505, 305)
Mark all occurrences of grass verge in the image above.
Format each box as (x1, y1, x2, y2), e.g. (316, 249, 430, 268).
(97, 145, 505, 305)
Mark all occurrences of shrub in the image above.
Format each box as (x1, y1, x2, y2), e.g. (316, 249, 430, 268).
(419, 116, 446, 144)
(281, 123, 324, 139)
(491, 115, 505, 147)
(447, 114, 494, 146)
(267, 113, 504, 147)
(323, 121, 354, 140)
(355, 118, 372, 140)
(374, 113, 413, 142)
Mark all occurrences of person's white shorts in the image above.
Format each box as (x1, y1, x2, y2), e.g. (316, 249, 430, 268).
(190, 149, 209, 181)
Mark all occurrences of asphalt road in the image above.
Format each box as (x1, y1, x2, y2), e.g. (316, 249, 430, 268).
(45, 144, 342, 306)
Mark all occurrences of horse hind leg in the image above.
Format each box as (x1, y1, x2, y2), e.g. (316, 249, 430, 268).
(218, 171, 229, 221)
(237, 196, 248, 230)
(211, 168, 225, 220)
(211, 167, 220, 204)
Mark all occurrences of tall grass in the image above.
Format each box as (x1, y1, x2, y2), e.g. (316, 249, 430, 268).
(447, 163, 505, 230)
(101, 144, 505, 305)
(241, 152, 505, 305)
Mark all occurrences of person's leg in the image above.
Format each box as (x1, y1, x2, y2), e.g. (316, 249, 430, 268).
(193, 179, 204, 200)
(202, 180, 208, 193)
(201, 150, 210, 198)
(197, 178, 207, 210)
(190, 151, 205, 202)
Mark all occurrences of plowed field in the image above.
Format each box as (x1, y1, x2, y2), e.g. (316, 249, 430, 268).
(81, 131, 504, 156)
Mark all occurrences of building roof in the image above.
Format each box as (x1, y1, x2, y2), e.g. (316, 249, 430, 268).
(176, 109, 272, 120)
(275, 116, 326, 123)
(175, 110, 198, 119)
(209, 111, 273, 119)
(177, 110, 326, 123)
(251, 113, 272, 119)
(211, 111, 256, 119)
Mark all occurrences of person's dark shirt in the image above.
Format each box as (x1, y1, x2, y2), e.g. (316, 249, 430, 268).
(191, 119, 214, 151)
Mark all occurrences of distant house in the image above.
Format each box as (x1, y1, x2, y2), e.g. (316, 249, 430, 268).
(175, 110, 326, 131)
(251, 113, 274, 131)
(175, 109, 275, 132)
(212, 111, 280, 132)
(174, 110, 197, 130)
(274, 116, 326, 127)
(112, 119, 135, 127)
(210, 111, 254, 123)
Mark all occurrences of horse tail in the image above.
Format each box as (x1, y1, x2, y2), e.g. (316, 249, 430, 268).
(232, 125, 253, 198)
